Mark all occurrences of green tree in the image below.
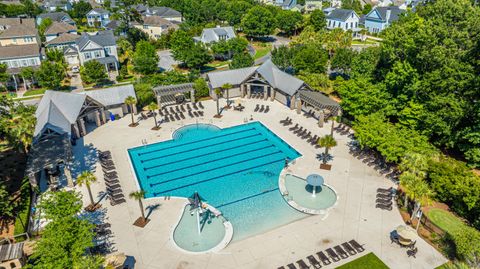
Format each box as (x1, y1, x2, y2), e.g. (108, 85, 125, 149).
(331, 48, 356, 75)
(76, 171, 97, 209)
(341, 0, 362, 14)
(271, 45, 295, 71)
(124, 96, 137, 126)
(317, 135, 337, 164)
(241, 6, 276, 38)
(170, 30, 212, 69)
(229, 52, 254, 69)
(0, 182, 14, 220)
(221, 83, 232, 108)
(275, 10, 303, 36)
(69, 1, 92, 20)
(3, 103, 36, 153)
(132, 40, 159, 75)
(147, 102, 159, 129)
(80, 60, 108, 84)
(38, 190, 83, 220)
(133, 83, 154, 107)
(0, 63, 9, 84)
(292, 44, 328, 74)
(129, 190, 147, 221)
(308, 9, 326, 31)
(193, 78, 209, 99)
(38, 18, 52, 42)
(36, 61, 65, 90)
(323, 28, 352, 57)
(19, 67, 35, 90)
(451, 227, 480, 262)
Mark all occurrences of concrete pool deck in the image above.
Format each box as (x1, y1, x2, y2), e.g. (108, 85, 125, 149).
(72, 97, 447, 269)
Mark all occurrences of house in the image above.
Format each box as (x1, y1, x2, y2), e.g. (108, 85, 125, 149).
(275, 0, 298, 10)
(364, 6, 405, 33)
(0, 44, 42, 89)
(45, 33, 79, 51)
(194, 26, 236, 44)
(326, 8, 360, 31)
(36, 12, 75, 26)
(42, 0, 72, 11)
(142, 6, 183, 22)
(0, 18, 37, 46)
(305, 0, 323, 12)
(87, 8, 110, 27)
(44, 22, 77, 42)
(132, 16, 179, 39)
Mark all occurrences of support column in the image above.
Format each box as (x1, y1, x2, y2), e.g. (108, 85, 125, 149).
(247, 84, 251, 98)
(296, 99, 302, 114)
(94, 110, 101, 127)
(28, 173, 37, 188)
(12, 75, 18, 91)
(263, 85, 268, 100)
(121, 104, 128, 115)
(156, 96, 162, 110)
(104, 64, 108, 73)
(64, 165, 74, 187)
(270, 88, 275, 101)
(241, 84, 246, 98)
(22, 76, 27, 91)
(115, 61, 119, 75)
(73, 122, 81, 138)
(290, 95, 296, 110)
(100, 107, 106, 124)
(190, 89, 195, 103)
(318, 110, 325, 127)
(78, 118, 87, 136)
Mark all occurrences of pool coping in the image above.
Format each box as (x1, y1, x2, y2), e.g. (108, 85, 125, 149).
(278, 169, 339, 217)
(170, 199, 234, 255)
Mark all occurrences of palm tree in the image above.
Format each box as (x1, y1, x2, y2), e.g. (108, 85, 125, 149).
(400, 172, 433, 226)
(77, 171, 97, 209)
(317, 135, 337, 164)
(147, 102, 159, 129)
(129, 190, 147, 221)
(214, 88, 222, 117)
(221, 83, 232, 108)
(124, 96, 137, 127)
(6, 105, 36, 153)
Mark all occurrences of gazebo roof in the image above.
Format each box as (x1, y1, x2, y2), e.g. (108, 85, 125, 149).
(153, 83, 194, 97)
(299, 90, 341, 114)
(26, 133, 72, 175)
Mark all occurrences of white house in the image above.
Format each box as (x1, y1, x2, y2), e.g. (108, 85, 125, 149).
(326, 8, 360, 31)
(364, 6, 405, 33)
(194, 26, 236, 44)
(87, 8, 110, 28)
(69, 31, 118, 72)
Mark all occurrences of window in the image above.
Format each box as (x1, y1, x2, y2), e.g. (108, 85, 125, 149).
(143, 25, 149, 29)
(12, 38, 17, 43)
(22, 59, 27, 66)
(94, 50, 101, 58)
(105, 47, 111, 55)
(328, 20, 331, 27)
(154, 34, 160, 38)
(84, 52, 91, 59)
(11, 60, 18, 68)
(29, 58, 37, 65)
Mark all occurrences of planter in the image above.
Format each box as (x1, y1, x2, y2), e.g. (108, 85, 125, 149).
(133, 217, 150, 228)
(213, 114, 223, 118)
(129, 123, 139, 127)
(85, 203, 102, 212)
(320, 163, 332, 170)
(151, 126, 161, 131)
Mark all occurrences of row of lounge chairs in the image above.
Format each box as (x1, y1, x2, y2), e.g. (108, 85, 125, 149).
(90, 223, 113, 255)
(99, 150, 126, 206)
(281, 117, 321, 147)
(376, 187, 394, 211)
(279, 240, 365, 269)
(254, 104, 270, 113)
(304, 109, 315, 118)
(250, 92, 266, 99)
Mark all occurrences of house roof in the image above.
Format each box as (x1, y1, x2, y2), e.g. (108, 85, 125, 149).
(46, 33, 79, 46)
(45, 21, 77, 35)
(105, 20, 121, 30)
(367, 6, 404, 22)
(207, 60, 305, 96)
(38, 11, 73, 23)
(81, 84, 136, 106)
(326, 8, 357, 21)
(88, 8, 109, 15)
(0, 44, 40, 59)
(76, 30, 116, 50)
(153, 83, 194, 97)
(43, 0, 69, 7)
(0, 23, 37, 38)
(147, 6, 181, 18)
(0, 18, 35, 29)
(199, 26, 235, 43)
(133, 16, 179, 29)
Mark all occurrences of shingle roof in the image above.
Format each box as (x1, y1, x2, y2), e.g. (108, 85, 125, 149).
(147, 6, 181, 18)
(0, 18, 35, 29)
(0, 44, 40, 59)
(88, 8, 109, 15)
(367, 6, 405, 22)
(45, 21, 77, 35)
(0, 24, 37, 38)
(134, 16, 178, 28)
(207, 60, 305, 96)
(199, 26, 236, 43)
(81, 84, 136, 106)
(46, 33, 79, 45)
(38, 11, 73, 23)
(327, 8, 357, 21)
(76, 30, 115, 50)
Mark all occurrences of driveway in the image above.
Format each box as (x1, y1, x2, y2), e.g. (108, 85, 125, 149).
(68, 71, 84, 92)
(157, 50, 179, 72)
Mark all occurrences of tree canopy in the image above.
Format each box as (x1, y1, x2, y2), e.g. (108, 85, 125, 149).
(132, 40, 159, 75)
(80, 60, 107, 84)
(241, 6, 276, 37)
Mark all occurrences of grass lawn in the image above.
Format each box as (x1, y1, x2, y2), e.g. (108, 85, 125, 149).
(352, 39, 379, 45)
(425, 208, 467, 234)
(335, 253, 389, 269)
(205, 60, 230, 68)
(254, 46, 271, 59)
(23, 88, 46, 96)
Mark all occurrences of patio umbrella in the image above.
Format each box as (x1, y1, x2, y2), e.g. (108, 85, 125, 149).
(396, 225, 417, 242)
(306, 174, 324, 197)
(104, 252, 127, 269)
(235, 99, 242, 106)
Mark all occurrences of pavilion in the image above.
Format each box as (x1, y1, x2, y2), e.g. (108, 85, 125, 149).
(152, 83, 195, 109)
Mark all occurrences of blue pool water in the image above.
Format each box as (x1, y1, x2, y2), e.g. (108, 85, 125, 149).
(128, 122, 306, 240)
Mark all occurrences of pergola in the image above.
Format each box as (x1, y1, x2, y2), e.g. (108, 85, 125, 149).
(298, 90, 341, 127)
(153, 83, 195, 109)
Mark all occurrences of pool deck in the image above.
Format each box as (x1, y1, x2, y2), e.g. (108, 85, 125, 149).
(73, 97, 447, 269)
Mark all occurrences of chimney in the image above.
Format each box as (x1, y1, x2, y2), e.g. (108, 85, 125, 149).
(386, 8, 391, 24)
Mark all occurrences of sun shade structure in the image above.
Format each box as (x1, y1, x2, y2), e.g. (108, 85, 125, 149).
(306, 174, 324, 197)
(153, 83, 195, 108)
(298, 90, 341, 115)
(396, 225, 417, 241)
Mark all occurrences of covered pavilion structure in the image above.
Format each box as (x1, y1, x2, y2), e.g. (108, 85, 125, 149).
(153, 83, 195, 109)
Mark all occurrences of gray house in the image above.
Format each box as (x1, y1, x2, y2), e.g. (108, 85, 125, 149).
(194, 26, 236, 44)
(87, 8, 110, 27)
(364, 6, 404, 33)
(36, 12, 75, 26)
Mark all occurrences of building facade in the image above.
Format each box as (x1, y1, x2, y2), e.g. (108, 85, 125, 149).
(326, 9, 359, 31)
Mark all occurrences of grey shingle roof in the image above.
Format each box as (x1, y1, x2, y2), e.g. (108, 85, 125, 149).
(367, 6, 405, 22)
(46, 33, 79, 46)
(0, 18, 35, 29)
(327, 8, 356, 21)
(207, 60, 305, 96)
(37, 11, 73, 23)
(147, 6, 181, 18)
(0, 24, 37, 38)
(133, 16, 178, 28)
(198, 26, 235, 43)
(45, 21, 77, 35)
(76, 30, 116, 51)
(0, 44, 40, 59)
(81, 84, 135, 106)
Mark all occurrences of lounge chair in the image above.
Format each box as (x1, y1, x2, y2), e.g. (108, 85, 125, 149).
(186, 104, 192, 110)
(96, 223, 111, 230)
(163, 116, 170, 122)
(341, 242, 357, 256)
(280, 117, 290, 124)
(104, 173, 118, 180)
(169, 114, 175, 121)
(286, 263, 297, 269)
(104, 179, 119, 185)
(193, 111, 199, 117)
(105, 182, 121, 190)
(180, 112, 185, 119)
(348, 240, 365, 252)
(316, 251, 331, 265)
(407, 247, 418, 258)
(188, 111, 194, 118)
(289, 124, 299, 131)
(265, 105, 270, 113)
(333, 245, 349, 259)
(193, 103, 198, 110)
(199, 102, 204, 109)
(110, 197, 126, 206)
(325, 248, 340, 262)
(107, 189, 123, 196)
(96, 229, 112, 237)
(259, 105, 265, 112)
(176, 106, 181, 112)
(376, 193, 392, 199)
(296, 259, 310, 269)
(198, 111, 204, 116)
(298, 129, 307, 137)
(285, 119, 293, 125)
(110, 191, 124, 199)
(376, 203, 392, 210)
(102, 166, 115, 173)
(174, 113, 180, 120)
(140, 113, 148, 120)
(302, 131, 312, 140)
(306, 255, 322, 269)
(254, 104, 260, 112)
(377, 187, 393, 193)
(376, 198, 392, 204)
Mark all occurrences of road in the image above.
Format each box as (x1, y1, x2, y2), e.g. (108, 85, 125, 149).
(254, 35, 291, 65)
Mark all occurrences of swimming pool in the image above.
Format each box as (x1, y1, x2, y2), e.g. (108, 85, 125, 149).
(128, 122, 306, 240)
